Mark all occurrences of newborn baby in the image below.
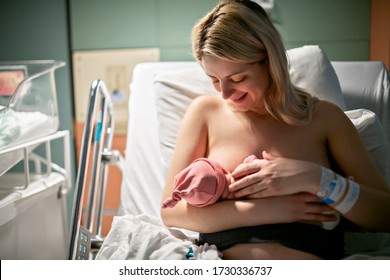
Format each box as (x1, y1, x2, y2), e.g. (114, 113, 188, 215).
(162, 156, 256, 208)
(162, 155, 339, 230)
(162, 158, 236, 208)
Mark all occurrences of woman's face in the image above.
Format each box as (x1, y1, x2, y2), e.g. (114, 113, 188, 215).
(201, 55, 271, 114)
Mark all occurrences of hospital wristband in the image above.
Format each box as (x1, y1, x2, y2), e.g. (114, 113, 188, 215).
(317, 167, 347, 205)
(334, 179, 360, 214)
(316, 167, 333, 198)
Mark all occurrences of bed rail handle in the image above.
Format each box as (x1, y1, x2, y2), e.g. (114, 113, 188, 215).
(68, 79, 116, 260)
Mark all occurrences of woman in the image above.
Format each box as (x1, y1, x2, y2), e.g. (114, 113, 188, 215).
(160, 0, 390, 259)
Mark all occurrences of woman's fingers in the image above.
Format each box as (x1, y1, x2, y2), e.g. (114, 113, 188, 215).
(290, 192, 333, 214)
(229, 171, 272, 196)
(231, 158, 266, 178)
(262, 150, 275, 160)
(300, 212, 339, 224)
(229, 173, 256, 192)
(243, 154, 257, 163)
(302, 196, 340, 224)
(230, 152, 276, 196)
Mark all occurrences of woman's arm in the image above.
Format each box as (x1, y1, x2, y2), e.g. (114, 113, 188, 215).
(230, 102, 390, 232)
(231, 151, 390, 232)
(160, 96, 334, 232)
(323, 102, 390, 231)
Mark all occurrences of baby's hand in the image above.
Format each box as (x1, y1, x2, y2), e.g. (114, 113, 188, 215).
(219, 171, 236, 200)
(243, 154, 257, 163)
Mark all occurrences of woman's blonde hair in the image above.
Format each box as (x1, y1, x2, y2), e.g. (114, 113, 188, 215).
(192, 0, 317, 125)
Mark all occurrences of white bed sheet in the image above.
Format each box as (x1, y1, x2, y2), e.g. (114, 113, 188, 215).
(332, 61, 390, 150)
(96, 214, 221, 260)
(117, 62, 196, 218)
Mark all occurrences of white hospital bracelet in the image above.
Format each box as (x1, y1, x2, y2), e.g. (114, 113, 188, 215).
(326, 175, 347, 204)
(317, 167, 334, 198)
(334, 180, 360, 214)
(317, 167, 346, 204)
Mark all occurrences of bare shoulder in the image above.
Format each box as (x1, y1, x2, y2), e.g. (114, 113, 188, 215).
(311, 100, 358, 140)
(315, 100, 344, 116)
(314, 100, 349, 124)
(179, 95, 223, 131)
(188, 95, 223, 111)
(184, 95, 224, 119)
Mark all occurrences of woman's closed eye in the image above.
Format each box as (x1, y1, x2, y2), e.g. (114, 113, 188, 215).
(231, 76, 246, 83)
(211, 77, 245, 86)
(211, 78, 220, 85)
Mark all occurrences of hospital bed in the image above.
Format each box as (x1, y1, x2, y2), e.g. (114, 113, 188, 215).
(93, 45, 390, 260)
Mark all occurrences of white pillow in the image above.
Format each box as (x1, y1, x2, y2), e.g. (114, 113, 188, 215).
(344, 109, 389, 184)
(287, 45, 347, 110)
(154, 66, 218, 176)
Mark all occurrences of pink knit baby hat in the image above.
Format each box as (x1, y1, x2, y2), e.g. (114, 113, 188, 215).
(162, 158, 228, 208)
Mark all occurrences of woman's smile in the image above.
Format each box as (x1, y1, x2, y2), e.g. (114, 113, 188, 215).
(231, 92, 248, 104)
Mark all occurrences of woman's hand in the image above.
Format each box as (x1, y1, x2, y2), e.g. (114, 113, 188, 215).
(242, 192, 339, 227)
(229, 151, 322, 199)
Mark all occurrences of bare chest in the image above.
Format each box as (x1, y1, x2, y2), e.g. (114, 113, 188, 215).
(206, 111, 327, 171)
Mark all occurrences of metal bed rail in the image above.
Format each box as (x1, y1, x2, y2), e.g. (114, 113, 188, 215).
(68, 79, 122, 260)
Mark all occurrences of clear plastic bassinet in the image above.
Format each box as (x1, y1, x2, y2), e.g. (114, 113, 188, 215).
(0, 60, 65, 176)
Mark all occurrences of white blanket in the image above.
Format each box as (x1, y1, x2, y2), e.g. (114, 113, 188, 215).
(95, 214, 222, 260)
(96, 214, 390, 260)
(0, 107, 59, 176)
(0, 109, 58, 149)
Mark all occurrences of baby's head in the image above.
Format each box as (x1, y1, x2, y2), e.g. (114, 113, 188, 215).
(162, 155, 258, 208)
(162, 158, 230, 208)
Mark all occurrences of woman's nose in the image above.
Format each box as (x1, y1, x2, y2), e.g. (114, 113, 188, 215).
(220, 81, 234, 100)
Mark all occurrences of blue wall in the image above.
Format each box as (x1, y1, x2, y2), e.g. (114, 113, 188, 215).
(70, 0, 370, 61)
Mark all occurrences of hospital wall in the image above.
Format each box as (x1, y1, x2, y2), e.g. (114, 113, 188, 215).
(1, 0, 387, 236)
(69, 0, 372, 61)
